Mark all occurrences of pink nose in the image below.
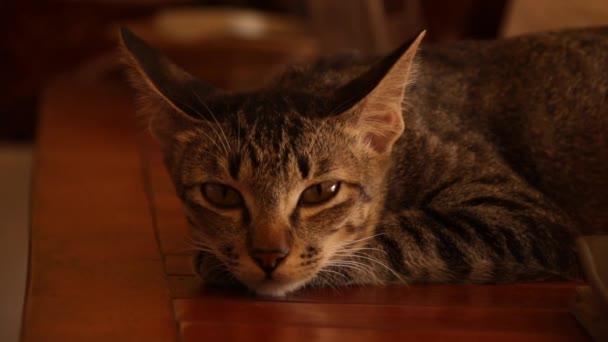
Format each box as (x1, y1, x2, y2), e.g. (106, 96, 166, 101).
(250, 249, 289, 275)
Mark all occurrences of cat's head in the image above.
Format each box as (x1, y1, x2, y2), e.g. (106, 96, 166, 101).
(120, 28, 423, 296)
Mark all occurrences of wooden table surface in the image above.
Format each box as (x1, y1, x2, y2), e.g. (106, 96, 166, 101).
(21, 77, 592, 341)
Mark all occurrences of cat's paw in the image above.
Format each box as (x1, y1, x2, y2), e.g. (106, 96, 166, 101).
(193, 250, 245, 289)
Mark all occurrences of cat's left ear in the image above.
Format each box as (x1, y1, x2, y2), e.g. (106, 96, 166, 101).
(119, 27, 217, 117)
(119, 27, 220, 143)
(336, 31, 425, 154)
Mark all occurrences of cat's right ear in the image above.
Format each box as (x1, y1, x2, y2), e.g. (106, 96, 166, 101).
(331, 31, 424, 155)
(119, 28, 217, 140)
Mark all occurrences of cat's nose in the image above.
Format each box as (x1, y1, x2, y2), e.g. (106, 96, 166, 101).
(250, 249, 289, 275)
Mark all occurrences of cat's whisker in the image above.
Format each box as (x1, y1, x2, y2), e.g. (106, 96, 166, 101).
(334, 247, 386, 255)
(331, 238, 386, 259)
(327, 260, 374, 270)
(167, 238, 212, 254)
(185, 247, 217, 256)
(184, 235, 207, 245)
(184, 233, 209, 245)
(191, 90, 232, 154)
(206, 261, 230, 274)
(316, 268, 349, 283)
(172, 243, 213, 253)
(237, 111, 242, 151)
(338, 233, 385, 248)
(333, 244, 403, 282)
(175, 102, 226, 156)
(190, 127, 227, 159)
(183, 236, 217, 254)
(327, 94, 361, 117)
(325, 261, 377, 280)
(317, 268, 348, 279)
(187, 241, 217, 253)
(186, 238, 214, 250)
(198, 147, 224, 162)
(329, 254, 380, 269)
(175, 100, 227, 154)
(349, 254, 406, 283)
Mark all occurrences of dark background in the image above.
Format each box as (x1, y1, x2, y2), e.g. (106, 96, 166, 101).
(1, 0, 509, 142)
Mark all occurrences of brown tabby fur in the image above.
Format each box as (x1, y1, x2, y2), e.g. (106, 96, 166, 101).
(120, 27, 607, 296)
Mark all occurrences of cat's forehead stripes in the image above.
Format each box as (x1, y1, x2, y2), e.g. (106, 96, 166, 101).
(228, 101, 316, 179)
(228, 152, 242, 180)
(296, 154, 310, 179)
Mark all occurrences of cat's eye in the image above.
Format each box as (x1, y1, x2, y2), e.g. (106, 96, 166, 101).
(299, 181, 341, 206)
(201, 183, 243, 208)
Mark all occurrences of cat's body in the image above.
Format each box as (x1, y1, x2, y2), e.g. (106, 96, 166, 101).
(408, 30, 607, 235)
(121, 27, 607, 296)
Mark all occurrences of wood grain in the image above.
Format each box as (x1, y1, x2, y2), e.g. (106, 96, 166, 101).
(180, 322, 580, 342)
(23, 78, 178, 342)
(173, 299, 582, 335)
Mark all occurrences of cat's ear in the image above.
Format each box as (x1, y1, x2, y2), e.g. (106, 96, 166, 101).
(119, 27, 218, 140)
(335, 31, 425, 154)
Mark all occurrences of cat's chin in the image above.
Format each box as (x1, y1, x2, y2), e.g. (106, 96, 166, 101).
(248, 278, 309, 297)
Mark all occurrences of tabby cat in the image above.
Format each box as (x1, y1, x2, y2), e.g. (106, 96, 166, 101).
(120, 27, 607, 296)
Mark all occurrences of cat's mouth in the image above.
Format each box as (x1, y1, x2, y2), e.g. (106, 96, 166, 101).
(235, 263, 320, 297)
(249, 277, 310, 297)
(194, 245, 322, 296)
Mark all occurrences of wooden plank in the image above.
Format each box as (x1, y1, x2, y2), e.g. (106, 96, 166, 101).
(173, 298, 586, 336)
(283, 283, 579, 309)
(142, 139, 191, 256)
(165, 255, 196, 276)
(22, 77, 178, 341)
(167, 276, 201, 298)
(167, 279, 579, 310)
(180, 321, 582, 342)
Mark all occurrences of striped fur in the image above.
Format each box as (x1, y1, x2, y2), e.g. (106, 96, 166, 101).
(122, 27, 607, 296)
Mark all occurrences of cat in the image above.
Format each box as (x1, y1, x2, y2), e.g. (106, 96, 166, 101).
(120, 26, 608, 296)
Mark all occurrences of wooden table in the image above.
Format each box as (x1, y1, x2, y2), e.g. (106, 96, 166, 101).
(22, 77, 591, 341)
